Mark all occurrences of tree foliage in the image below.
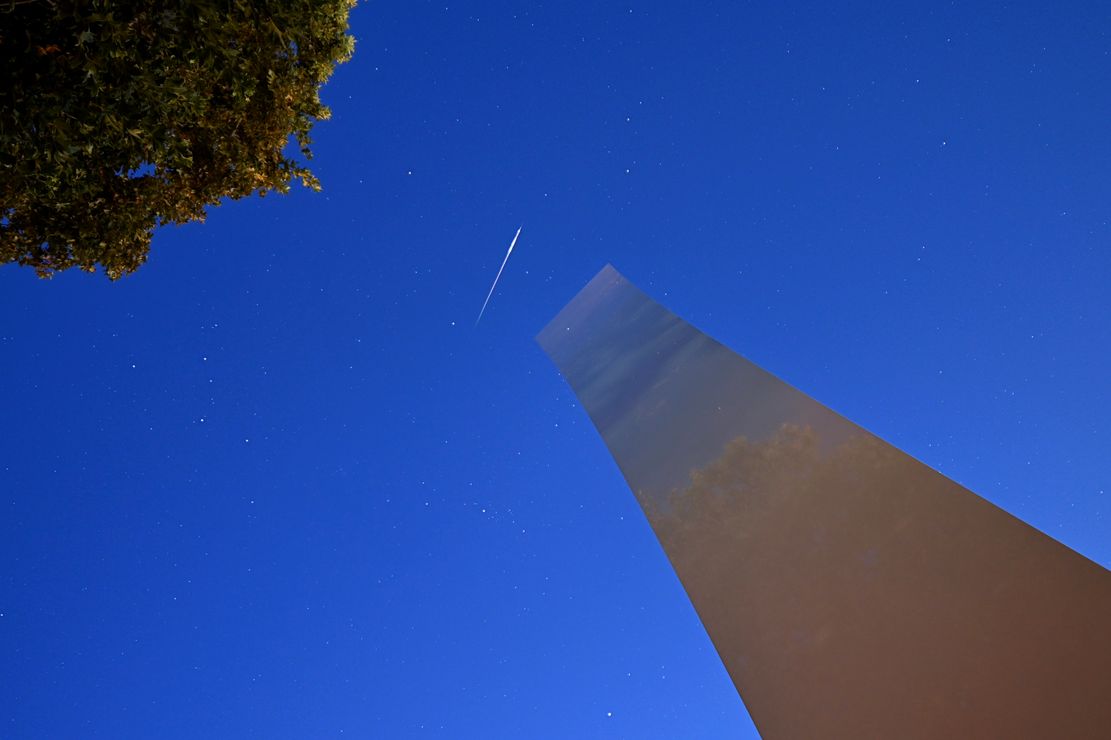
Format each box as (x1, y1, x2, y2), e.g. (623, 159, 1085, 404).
(0, 0, 355, 278)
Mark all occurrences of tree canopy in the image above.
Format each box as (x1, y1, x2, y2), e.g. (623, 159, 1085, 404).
(0, 0, 355, 279)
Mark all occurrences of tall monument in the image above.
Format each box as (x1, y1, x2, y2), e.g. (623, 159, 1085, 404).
(538, 265, 1111, 739)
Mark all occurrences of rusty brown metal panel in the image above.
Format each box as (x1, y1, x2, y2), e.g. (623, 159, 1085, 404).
(538, 265, 1111, 739)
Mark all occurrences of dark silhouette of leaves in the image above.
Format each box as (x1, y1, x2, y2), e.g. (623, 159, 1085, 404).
(1, 0, 356, 278)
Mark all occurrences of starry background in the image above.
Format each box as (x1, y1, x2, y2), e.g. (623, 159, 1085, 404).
(2, 2, 1109, 737)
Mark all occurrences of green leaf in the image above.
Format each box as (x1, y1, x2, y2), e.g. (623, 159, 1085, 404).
(1, 0, 357, 280)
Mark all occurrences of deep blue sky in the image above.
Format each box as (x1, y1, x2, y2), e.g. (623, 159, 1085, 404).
(3, 2, 1109, 737)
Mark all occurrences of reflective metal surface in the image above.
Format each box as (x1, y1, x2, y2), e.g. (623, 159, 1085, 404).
(539, 265, 1111, 739)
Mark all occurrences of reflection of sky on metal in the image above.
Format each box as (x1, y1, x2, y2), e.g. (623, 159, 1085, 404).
(539, 265, 1111, 739)
(538, 265, 847, 501)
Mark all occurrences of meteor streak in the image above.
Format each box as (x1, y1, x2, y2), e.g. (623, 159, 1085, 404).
(475, 226, 522, 326)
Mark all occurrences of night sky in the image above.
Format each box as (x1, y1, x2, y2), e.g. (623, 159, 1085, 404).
(3, 2, 1110, 738)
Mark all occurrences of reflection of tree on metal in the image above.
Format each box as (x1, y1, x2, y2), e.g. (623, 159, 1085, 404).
(540, 266, 1111, 740)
